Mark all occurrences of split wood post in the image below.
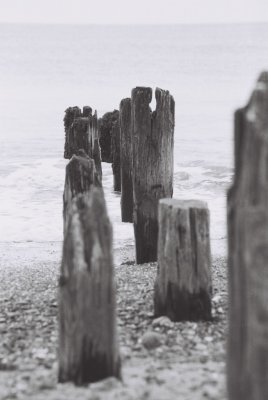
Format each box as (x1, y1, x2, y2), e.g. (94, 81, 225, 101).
(64, 106, 82, 158)
(99, 110, 119, 163)
(119, 98, 133, 222)
(131, 87, 175, 264)
(227, 71, 268, 400)
(63, 151, 101, 232)
(154, 199, 212, 321)
(59, 188, 121, 385)
(111, 119, 121, 192)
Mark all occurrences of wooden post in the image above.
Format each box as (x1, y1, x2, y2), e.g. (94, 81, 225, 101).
(64, 106, 82, 158)
(119, 98, 133, 222)
(111, 119, 121, 192)
(91, 111, 102, 184)
(83, 106, 92, 117)
(132, 87, 175, 264)
(154, 199, 212, 321)
(227, 71, 268, 400)
(59, 188, 121, 385)
(63, 151, 101, 231)
(64, 117, 90, 159)
(99, 110, 119, 163)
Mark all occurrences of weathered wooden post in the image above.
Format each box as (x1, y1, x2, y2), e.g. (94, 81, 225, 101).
(63, 151, 101, 231)
(59, 188, 121, 385)
(119, 98, 133, 222)
(111, 118, 121, 192)
(154, 199, 212, 321)
(132, 87, 175, 264)
(99, 110, 119, 163)
(64, 117, 90, 158)
(91, 111, 102, 183)
(64, 106, 82, 158)
(64, 106, 102, 184)
(227, 71, 268, 400)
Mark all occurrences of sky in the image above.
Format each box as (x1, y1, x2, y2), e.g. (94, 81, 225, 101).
(0, 0, 267, 25)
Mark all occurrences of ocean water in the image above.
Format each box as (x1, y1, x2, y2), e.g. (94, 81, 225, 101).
(0, 23, 268, 257)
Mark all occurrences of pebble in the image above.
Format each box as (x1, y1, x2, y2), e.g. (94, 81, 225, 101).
(140, 331, 164, 350)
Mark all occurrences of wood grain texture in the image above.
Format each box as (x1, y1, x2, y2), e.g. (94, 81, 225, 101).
(227, 71, 268, 400)
(59, 189, 121, 385)
(154, 199, 212, 321)
(119, 98, 133, 222)
(131, 87, 175, 264)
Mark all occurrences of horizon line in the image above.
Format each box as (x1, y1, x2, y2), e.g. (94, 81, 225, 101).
(0, 20, 268, 27)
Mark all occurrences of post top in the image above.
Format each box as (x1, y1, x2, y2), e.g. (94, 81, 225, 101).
(159, 198, 208, 209)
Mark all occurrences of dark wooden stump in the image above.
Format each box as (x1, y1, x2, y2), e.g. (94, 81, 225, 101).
(131, 87, 175, 264)
(63, 151, 101, 231)
(227, 71, 268, 400)
(59, 188, 121, 385)
(111, 119, 121, 192)
(154, 199, 212, 321)
(119, 98, 133, 222)
(64, 106, 82, 158)
(64, 117, 90, 159)
(99, 110, 119, 163)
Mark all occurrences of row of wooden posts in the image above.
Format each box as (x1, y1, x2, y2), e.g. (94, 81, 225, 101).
(58, 73, 268, 399)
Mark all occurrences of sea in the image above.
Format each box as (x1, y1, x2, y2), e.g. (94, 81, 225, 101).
(0, 23, 268, 259)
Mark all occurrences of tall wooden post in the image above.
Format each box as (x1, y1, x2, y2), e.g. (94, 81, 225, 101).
(227, 71, 268, 400)
(119, 98, 133, 222)
(132, 87, 175, 264)
(111, 119, 121, 192)
(59, 189, 121, 385)
(91, 111, 102, 183)
(99, 110, 119, 163)
(154, 199, 212, 321)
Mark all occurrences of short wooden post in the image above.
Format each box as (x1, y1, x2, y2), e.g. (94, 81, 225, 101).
(63, 151, 101, 231)
(83, 106, 92, 117)
(111, 119, 121, 192)
(59, 188, 121, 385)
(64, 117, 90, 158)
(132, 87, 175, 264)
(99, 110, 119, 163)
(64, 106, 82, 158)
(227, 72, 268, 400)
(119, 98, 133, 222)
(154, 199, 212, 321)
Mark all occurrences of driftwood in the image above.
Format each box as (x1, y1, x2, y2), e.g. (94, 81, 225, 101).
(111, 119, 121, 192)
(131, 87, 175, 264)
(99, 110, 119, 163)
(154, 199, 212, 321)
(227, 71, 268, 400)
(119, 98, 133, 222)
(59, 189, 121, 385)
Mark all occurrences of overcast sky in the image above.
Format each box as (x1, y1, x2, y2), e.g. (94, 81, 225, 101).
(0, 0, 267, 24)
